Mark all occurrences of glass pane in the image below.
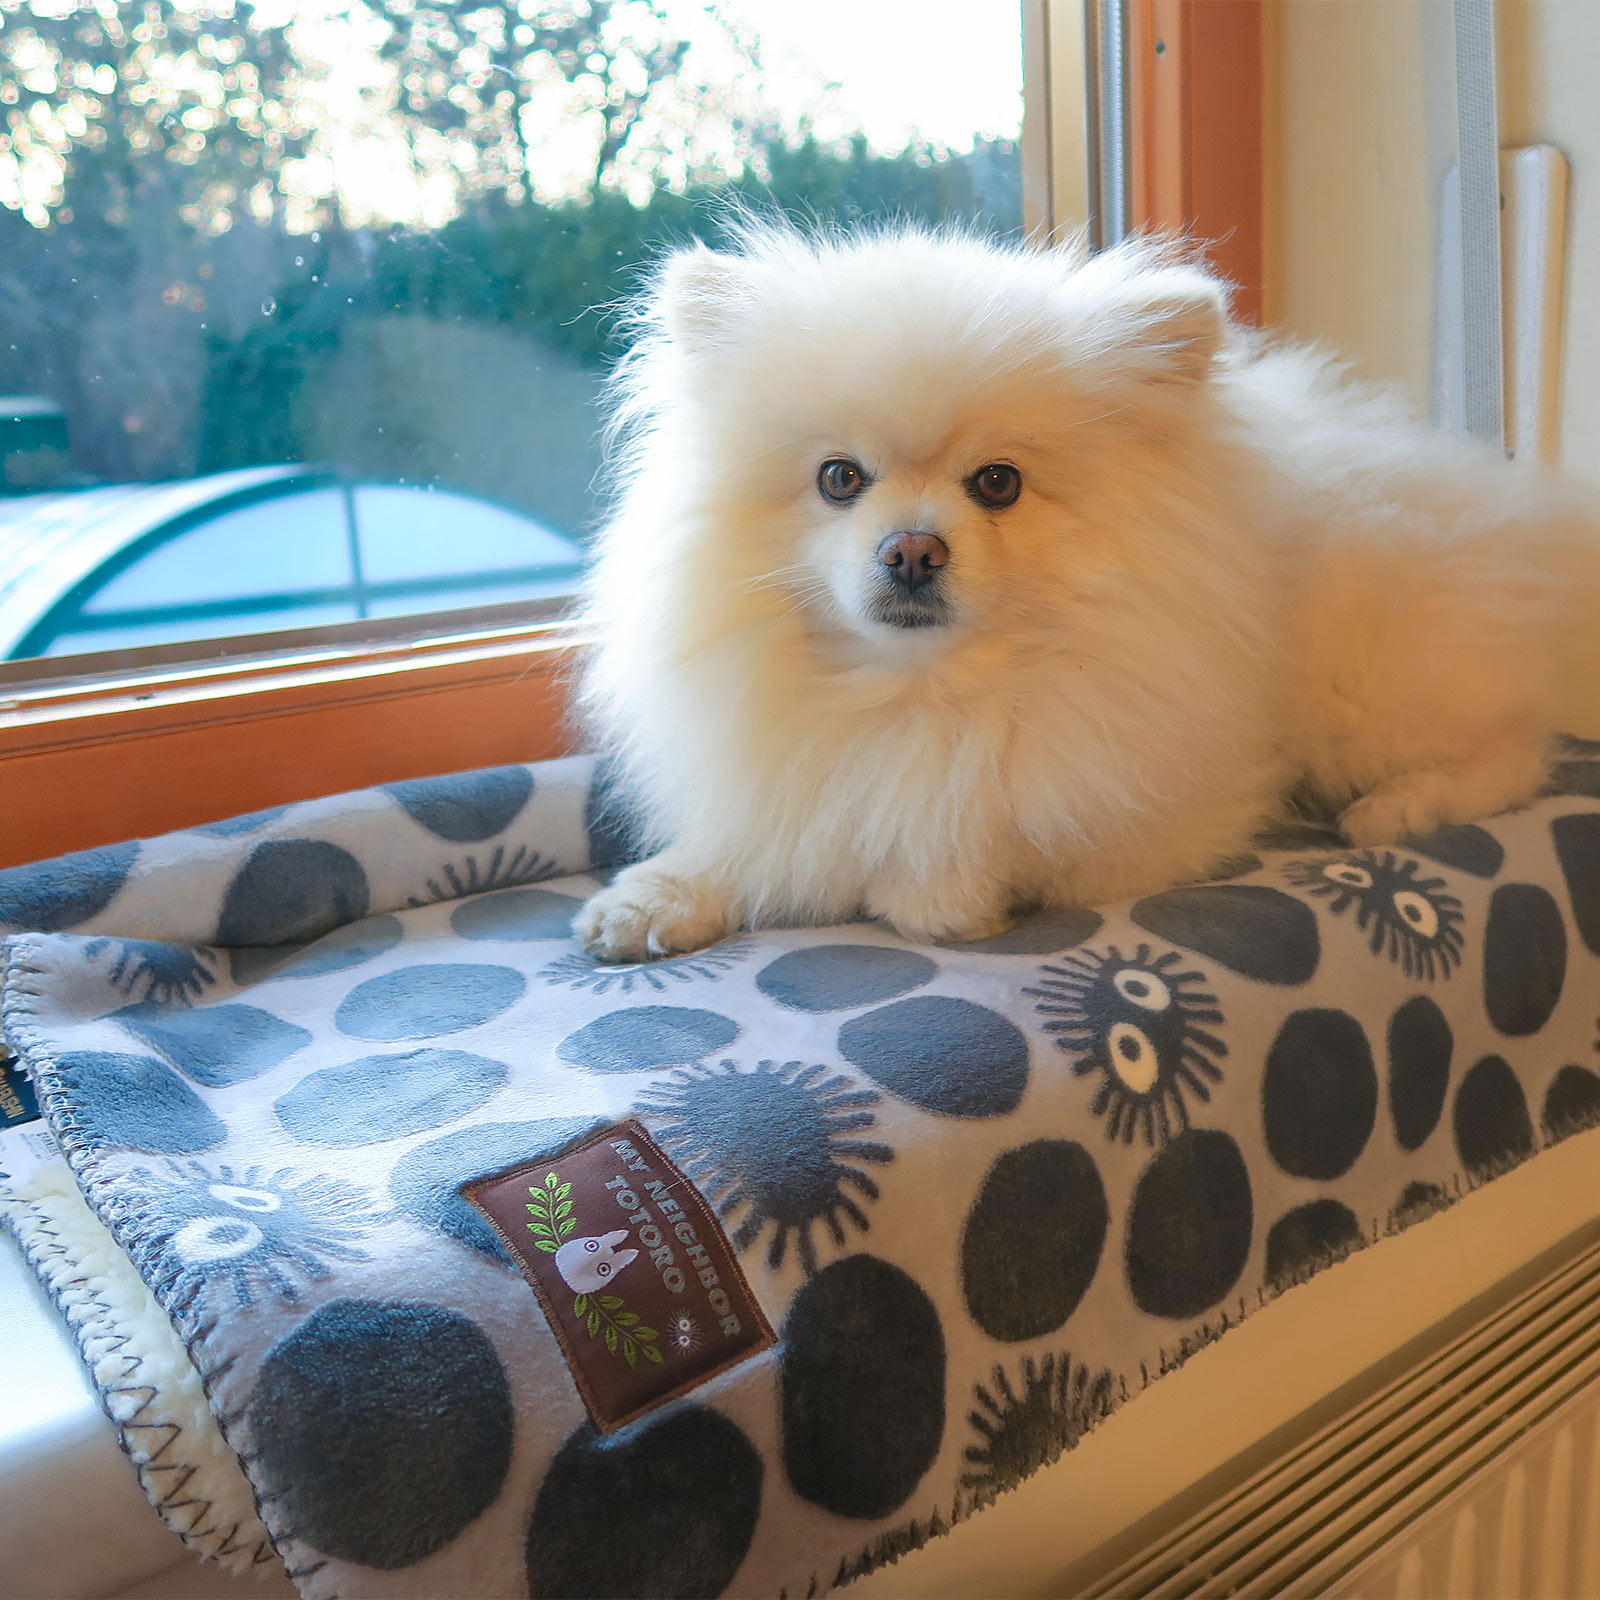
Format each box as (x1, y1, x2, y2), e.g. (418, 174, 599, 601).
(355, 486, 582, 583)
(364, 577, 584, 618)
(40, 604, 361, 659)
(82, 490, 352, 611)
(0, 0, 1026, 666)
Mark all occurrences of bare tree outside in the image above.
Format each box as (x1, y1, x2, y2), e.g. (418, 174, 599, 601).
(0, 0, 1022, 535)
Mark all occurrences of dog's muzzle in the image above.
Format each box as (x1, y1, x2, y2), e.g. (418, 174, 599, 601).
(871, 530, 952, 628)
(877, 530, 948, 594)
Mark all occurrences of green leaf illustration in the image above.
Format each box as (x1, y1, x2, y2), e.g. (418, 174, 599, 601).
(554, 1200, 573, 1220)
(533, 1239, 557, 1253)
(555, 1182, 571, 1200)
(545, 1171, 559, 1190)
(527, 1184, 547, 1203)
(559, 1217, 576, 1237)
(568, 1291, 668, 1368)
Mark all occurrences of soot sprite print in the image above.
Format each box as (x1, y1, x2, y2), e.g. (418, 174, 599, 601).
(385, 765, 533, 842)
(254, 1299, 515, 1573)
(0, 838, 139, 931)
(1027, 945, 1226, 1147)
(962, 1353, 1115, 1505)
(1390, 1180, 1453, 1231)
(84, 937, 217, 1004)
(666, 1309, 703, 1354)
(634, 1059, 892, 1273)
(58, 1051, 225, 1153)
(406, 844, 563, 907)
(541, 939, 755, 995)
(125, 1161, 385, 1319)
(527, 1408, 761, 1599)
(218, 840, 368, 946)
(1284, 852, 1464, 980)
(780, 1255, 945, 1519)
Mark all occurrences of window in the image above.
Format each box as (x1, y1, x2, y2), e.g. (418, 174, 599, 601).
(0, 0, 1262, 866)
(0, 0, 1027, 673)
(5, 474, 584, 657)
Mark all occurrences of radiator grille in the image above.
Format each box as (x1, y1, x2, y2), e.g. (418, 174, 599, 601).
(1080, 1228, 1600, 1598)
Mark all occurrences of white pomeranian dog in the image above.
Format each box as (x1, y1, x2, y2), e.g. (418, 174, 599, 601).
(573, 223, 1600, 962)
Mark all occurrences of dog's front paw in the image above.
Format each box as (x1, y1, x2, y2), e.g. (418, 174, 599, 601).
(1339, 774, 1456, 846)
(575, 862, 737, 962)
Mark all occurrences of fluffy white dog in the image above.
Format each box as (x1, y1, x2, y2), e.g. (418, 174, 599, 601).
(574, 224, 1599, 962)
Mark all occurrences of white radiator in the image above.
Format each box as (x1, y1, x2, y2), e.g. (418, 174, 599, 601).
(1080, 1228, 1600, 1598)
(1333, 1401, 1600, 1600)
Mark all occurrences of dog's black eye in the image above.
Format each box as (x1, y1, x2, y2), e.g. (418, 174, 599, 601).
(967, 463, 1022, 509)
(818, 458, 868, 503)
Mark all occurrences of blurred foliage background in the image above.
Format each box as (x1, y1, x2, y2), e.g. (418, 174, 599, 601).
(0, 0, 1020, 531)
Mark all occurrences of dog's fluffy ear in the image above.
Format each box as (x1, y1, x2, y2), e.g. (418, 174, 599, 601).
(1105, 264, 1230, 382)
(656, 243, 750, 353)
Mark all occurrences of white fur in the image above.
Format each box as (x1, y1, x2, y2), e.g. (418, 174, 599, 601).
(574, 225, 1600, 960)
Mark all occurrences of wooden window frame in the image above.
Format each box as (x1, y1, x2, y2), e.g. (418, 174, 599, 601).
(0, 609, 582, 868)
(1128, 0, 1263, 324)
(0, 5, 1262, 870)
(1024, 0, 1261, 324)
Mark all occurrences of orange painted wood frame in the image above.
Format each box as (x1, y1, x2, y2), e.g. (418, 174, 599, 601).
(0, 626, 583, 870)
(1128, 0, 1264, 325)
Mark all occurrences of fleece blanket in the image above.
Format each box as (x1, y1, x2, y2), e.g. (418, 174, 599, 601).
(5, 746, 1600, 1599)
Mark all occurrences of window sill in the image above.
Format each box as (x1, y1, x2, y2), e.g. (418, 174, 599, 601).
(0, 606, 587, 868)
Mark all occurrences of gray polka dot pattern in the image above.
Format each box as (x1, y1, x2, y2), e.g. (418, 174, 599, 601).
(5, 750, 1600, 1600)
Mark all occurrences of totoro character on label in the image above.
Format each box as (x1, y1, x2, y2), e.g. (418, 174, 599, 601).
(555, 1229, 638, 1294)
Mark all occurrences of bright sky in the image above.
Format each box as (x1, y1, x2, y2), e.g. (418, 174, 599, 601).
(287, 0, 1024, 226)
(701, 0, 1024, 153)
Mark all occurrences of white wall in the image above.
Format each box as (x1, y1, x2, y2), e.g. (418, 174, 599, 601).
(1497, 0, 1600, 481)
(1263, 0, 1434, 405)
(1264, 0, 1598, 487)
(1264, 0, 1600, 731)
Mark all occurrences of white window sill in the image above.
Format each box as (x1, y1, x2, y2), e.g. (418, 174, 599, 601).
(0, 1234, 290, 1600)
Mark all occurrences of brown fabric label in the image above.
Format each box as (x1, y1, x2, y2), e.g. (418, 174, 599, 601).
(463, 1120, 775, 1433)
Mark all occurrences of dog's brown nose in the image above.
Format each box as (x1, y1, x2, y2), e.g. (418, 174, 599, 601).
(877, 531, 949, 593)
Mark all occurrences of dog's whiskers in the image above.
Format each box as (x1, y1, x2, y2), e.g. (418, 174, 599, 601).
(772, 588, 837, 623)
(741, 566, 837, 620)
(739, 560, 818, 591)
